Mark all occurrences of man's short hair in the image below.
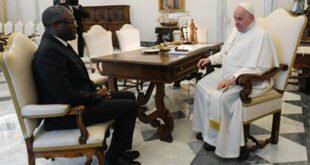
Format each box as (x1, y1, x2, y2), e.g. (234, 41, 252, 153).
(42, 5, 69, 27)
(68, 0, 78, 6)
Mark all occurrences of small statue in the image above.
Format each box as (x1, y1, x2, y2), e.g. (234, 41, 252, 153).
(189, 19, 197, 44)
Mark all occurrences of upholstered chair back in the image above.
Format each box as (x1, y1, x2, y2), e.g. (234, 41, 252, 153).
(257, 9, 306, 91)
(0, 22, 3, 33)
(24, 21, 36, 35)
(116, 24, 141, 51)
(83, 25, 113, 57)
(4, 21, 13, 35)
(0, 32, 39, 138)
(35, 22, 45, 35)
(14, 21, 24, 33)
(34, 22, 45, 44)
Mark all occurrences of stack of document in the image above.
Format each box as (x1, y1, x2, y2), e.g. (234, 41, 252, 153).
(168, 44, 206, 55)
(297, 46, 310, 55)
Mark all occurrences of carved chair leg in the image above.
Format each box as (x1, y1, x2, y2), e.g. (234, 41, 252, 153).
(243, 123, 250, 146)
(96, 149, 105, 165)
(28, 154, 35, 165)
(271, 111, 281, 144)
(85, 154, 92, 165)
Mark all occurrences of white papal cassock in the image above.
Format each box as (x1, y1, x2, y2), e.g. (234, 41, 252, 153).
(192, 22, 279, 158)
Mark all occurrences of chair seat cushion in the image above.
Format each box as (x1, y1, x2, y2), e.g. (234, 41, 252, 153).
(243, 89, 282, 123)
(33, 121, 111, 151)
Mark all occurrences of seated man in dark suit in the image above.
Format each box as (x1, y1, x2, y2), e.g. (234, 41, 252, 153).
(32, 5, 140, 165)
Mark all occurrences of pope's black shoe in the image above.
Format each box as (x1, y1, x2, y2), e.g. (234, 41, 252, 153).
(203, 142, 216, 151)
(116, 155, 141, 165)
(196, 132, 203, 140)
(238, 146, 249, 161)
(121, 150, 140, 160)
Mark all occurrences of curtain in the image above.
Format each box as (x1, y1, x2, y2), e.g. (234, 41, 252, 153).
(0, 0, 6, 23)
(217, 0, 226, 42)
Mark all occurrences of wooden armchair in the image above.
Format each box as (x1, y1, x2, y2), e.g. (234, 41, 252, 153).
(83, 25, 114, 64)
(235, 9, 306, 153)
(0, 32, 112, 165)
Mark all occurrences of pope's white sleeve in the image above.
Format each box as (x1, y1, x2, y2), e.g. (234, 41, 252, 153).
(208, 52, 224, 65)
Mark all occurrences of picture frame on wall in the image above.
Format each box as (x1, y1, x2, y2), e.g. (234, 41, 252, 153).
(159, 0, 185, 12)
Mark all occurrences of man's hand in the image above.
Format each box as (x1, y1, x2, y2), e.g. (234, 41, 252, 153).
(97, 88, 111, 99)
(197, 58, 210, 69)
(217, 78, 236, 90)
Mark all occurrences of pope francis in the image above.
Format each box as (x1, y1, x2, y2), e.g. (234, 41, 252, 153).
(192, 2, 279, 159)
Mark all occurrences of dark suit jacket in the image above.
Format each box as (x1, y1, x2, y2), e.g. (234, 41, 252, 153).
(32, 32, 102, 106)
(33, 32, 104, 129)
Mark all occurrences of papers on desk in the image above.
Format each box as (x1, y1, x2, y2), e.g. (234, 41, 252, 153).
(297, 46, 310, 55)
(168, 44, 207, 55)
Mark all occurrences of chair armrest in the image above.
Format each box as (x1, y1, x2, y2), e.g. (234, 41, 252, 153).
(236, 64, 288, 104)
(22, 104, 89, 144)
(21, 104, 70, 118)
(67, 105, 88, 144)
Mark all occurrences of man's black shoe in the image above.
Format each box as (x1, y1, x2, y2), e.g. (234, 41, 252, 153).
(196, 132, 203, 140)
(238, 146, 249, 161)
(203, 142, 216, 151)
(121, 150, 140, 160)
(116, 155, 141, 165)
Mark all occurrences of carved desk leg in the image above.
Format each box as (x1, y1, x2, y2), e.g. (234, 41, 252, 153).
(137, 82, 174, 143)
(108, 77, 118, 91)
(155, 83, 174, 142)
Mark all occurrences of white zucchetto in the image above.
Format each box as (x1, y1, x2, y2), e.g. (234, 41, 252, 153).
(238, 2, 255, 16)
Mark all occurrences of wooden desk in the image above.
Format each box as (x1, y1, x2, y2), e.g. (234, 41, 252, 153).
(92, 43, 221, 142)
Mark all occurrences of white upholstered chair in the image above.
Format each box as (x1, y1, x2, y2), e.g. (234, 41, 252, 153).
(116, 24, 142, 52)
(24, 21, 36, 35)
(35, 22, 45, 35)
(115, 24, 146, 90)
(14, 20, 24, 33)
(82, 25, 112, 87)
(83, 25, 114, 58)
(235, 9, 307, 153)
(4, 21, 13, 35)
(0, 32, 111, 165)
(0, 22, 3, 33)
(34, 22, 45, 44)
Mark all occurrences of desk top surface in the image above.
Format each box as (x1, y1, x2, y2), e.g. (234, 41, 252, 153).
(91, 43, 221, 66)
